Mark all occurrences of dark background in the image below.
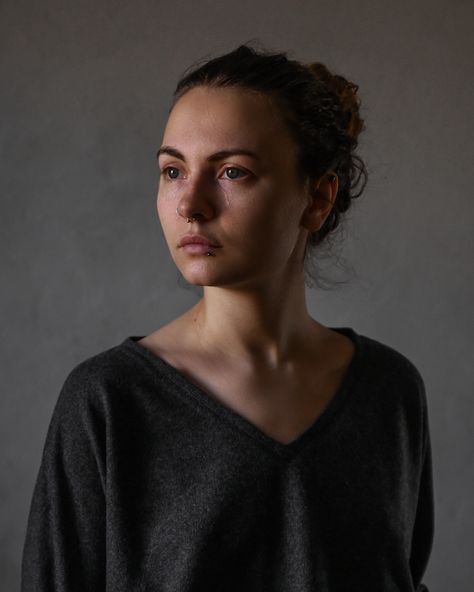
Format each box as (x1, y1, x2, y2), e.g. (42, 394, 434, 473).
(2, 0, 473, 589)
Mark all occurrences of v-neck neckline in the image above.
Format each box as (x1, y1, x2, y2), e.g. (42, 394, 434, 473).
(120, 327, 364, 459)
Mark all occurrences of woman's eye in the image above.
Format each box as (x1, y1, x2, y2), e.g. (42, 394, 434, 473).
(161, 166, 180, 180)
(160, 166, 247, 181)
(222, 167, 246, 180)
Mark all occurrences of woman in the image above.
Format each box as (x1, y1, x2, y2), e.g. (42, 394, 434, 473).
(22, 44, 434, 591)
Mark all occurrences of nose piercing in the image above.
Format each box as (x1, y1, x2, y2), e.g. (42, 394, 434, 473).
(176, 207, 197, 223)
(176, 208, 214, 256)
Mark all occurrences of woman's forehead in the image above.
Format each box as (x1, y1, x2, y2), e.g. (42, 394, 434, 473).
(162, 86, 294, 158)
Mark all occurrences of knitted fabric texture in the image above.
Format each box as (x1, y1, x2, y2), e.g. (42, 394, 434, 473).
(21, 328, 434, 591)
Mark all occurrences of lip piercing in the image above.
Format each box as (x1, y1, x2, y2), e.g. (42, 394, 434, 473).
(177, 207, 215, 257)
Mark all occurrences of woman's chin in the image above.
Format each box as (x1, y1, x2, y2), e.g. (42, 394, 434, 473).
(178, 267, 225, 287)
(179, 265, 249, 288)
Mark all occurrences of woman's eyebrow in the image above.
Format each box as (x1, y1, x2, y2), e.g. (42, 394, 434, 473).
(156, 146, 260, 162)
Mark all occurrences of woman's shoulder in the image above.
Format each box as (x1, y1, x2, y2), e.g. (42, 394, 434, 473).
(357, 330, 425, 381)
(52, 337, 147, 416)
(64, 338, 134, 386)
(353, 329, 428, 409)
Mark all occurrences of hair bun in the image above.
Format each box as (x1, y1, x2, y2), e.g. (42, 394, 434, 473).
(307, 62, 364, 141)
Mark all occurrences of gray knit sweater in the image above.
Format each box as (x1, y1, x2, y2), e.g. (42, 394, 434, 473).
(21, 327, 434, 591)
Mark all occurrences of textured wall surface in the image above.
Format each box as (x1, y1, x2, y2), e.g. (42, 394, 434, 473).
(2, 0, 473, 589)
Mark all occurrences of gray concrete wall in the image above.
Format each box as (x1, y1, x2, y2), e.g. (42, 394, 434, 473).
(2, 0, 473, 589)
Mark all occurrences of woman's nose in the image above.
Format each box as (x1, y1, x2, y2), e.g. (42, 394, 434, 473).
(175, 173, 217, 222)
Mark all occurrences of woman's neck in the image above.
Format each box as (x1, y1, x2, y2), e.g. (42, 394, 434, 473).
(182, 284, 327, 369)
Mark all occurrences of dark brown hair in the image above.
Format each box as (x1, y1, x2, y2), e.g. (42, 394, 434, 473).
(170, 43, 368, 288)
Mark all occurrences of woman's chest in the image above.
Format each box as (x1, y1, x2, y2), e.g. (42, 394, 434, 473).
(190, 364, 350, 445)
(105, 389, 415, 592)
(138, 331, 355, 446)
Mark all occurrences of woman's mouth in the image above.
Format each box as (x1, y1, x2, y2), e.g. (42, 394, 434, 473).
(182, 244, 221, 255)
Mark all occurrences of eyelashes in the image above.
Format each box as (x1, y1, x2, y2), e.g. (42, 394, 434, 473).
(159, 166, 180, 180)
(159, 166, 249, 181)
(222, 167, 247, 180)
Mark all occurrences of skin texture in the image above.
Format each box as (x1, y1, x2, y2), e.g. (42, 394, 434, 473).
(141, 85, 354, 443)
(158, 87, 337, 293)
(155, 86, 340, 362)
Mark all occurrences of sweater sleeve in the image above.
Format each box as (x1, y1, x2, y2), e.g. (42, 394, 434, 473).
(409, 373, 435, 592)
(21, 365, 106, 591)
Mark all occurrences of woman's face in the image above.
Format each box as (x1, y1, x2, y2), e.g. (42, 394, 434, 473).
(156, 85, 316, 289)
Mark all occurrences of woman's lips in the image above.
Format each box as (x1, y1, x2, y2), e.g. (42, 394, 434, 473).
(178, 233, 222, 254)
(178, 233, 221, 248)
(182, 243, 221, 254)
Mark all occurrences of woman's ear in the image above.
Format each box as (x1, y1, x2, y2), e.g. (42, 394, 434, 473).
(301, 172, 338, 232)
